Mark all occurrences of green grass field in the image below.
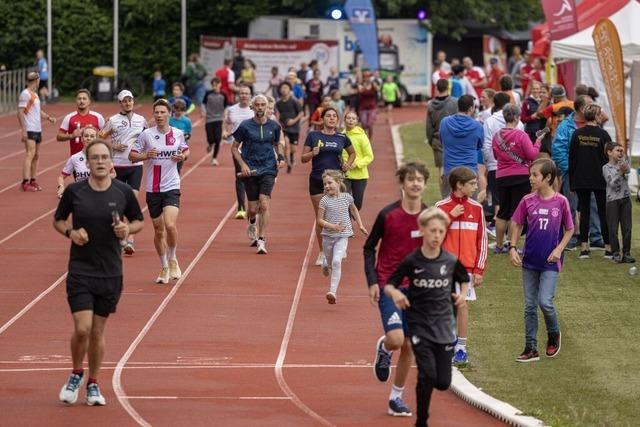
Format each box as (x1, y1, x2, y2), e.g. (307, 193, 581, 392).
(399, 122, 639, 427)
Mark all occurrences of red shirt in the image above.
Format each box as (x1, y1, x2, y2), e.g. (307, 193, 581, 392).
(487, 68, 503, 91)
(359, 88, 378, 111)
(215, 66, 234, 104)
(520, 63, 534, 95)
(465, 67, 486, 98)
(59, 110, 105, 155)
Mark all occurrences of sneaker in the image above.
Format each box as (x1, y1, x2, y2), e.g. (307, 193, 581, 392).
(22, 182, 38, 192)
(486, 226, 496, 239)
(235, 209, 247, 220)
(603, 250, 614, 260)
(315, 252, 325, 266)
(85, 383, 106, 406)
(452, 348, 468, 365)
(30, 180, 43, 191)
(256, 239, 267, 254)
(59, 372, 85, 404)
(169, 259, 181, 279)
(590, 241, 606, 250)
(388, 397, 412, 417)
(123, 241, 135, 256)
(156, 266, 170, 284)
(579, 250, 590, 259)
(515, 347, 540, 363)
(212, 158, 219, 166)
(612, 253, 622, 263)
(326, 292, 336, 304)
(206, 144, 212, 153)
(494, 245, 508, 254)
(621, 254, 636, 263)
(373, 336, 392, 382)
(321, 260, 331, 277)
(546, 331, 561, 358)
(247, 222, 257, 246)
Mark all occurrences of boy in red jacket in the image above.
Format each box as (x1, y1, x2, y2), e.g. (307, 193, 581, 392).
(435, 166, 488, 365)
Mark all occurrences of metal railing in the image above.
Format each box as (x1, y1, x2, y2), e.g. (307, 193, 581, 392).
(0, 67, 35, 115)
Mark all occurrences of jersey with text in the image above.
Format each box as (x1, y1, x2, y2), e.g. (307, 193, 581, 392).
(61, 152, 91, 182)
(102, 112, 148, 167)
(59, 111, 105, 155)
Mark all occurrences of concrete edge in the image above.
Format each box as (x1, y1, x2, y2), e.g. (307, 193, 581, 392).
(390, 121, 547, 427)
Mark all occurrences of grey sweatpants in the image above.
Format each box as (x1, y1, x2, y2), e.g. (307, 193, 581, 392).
(322, 235, 349, 294)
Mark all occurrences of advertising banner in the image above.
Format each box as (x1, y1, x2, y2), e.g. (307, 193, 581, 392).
(344, 0, 379, 70)
(541, 0, 578, 40)
(200, 36, 233, 76)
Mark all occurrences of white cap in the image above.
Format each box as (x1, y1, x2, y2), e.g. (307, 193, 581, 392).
(117, 90, 134, 101)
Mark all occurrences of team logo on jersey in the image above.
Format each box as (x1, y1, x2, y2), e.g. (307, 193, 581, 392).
(551, 208, 560, 217)
(440, 265, 448, 276)
(154, 135, 160, 140)
(78, 156, 84, 162)
(168, 137, 176, 145)
(317, 140, 324, 148)
(414, 268, 425, 274)
(387, 312, 402, 326)
(121, 120, 128, 127)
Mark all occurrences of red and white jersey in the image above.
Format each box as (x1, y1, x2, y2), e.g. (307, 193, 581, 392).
(102, 112, 148, 167)
(61, 151, 91, 182)
(59, 110, 105, 155)
(464, 66, 486, 97)
(18, 89, 41, 132)
(132, 126, 189, 193)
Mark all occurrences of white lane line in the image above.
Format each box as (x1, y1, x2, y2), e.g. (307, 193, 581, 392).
(113, 203, 237, 427)
(274, 223, 334, 427)
(0, 159, 65, 194)
(126, 396, 291, 400)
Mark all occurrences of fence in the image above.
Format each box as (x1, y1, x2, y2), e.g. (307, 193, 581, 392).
(0, 67, 35, 115)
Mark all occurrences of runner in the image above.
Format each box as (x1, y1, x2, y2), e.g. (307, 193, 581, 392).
(129, 99, 189, 284)
(54, 139, 144, 406)
(57, 89, 105, 156)
(275, 82, 303, 174)
(57, 126, 98, 197)
(232, 94, 286, 254)
(223, 85, 254, 219)
(17, 71, 56, 192)
(214, 58, 236, 105)
(99, 90, 148, 255)
(363, 161, 429, 417)
(203, 76, 229, 165)
(301, 107, 356, 266)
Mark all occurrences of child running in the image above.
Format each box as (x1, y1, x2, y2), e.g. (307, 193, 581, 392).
(384, 207, 469, 427)
(317, 170, 368, 304)
(509, 158, 574, 362)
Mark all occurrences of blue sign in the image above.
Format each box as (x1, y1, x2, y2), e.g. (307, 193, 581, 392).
(344, 0, 379, 70)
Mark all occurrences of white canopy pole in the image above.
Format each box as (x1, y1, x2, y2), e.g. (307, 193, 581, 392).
(114, 0, 119, 88)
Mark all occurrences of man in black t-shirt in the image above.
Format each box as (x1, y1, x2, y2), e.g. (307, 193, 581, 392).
(54, 139, 143, 407)
(275, 82, 303, 173)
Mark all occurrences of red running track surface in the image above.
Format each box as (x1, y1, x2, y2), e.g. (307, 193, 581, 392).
(0, 103, 505, 426)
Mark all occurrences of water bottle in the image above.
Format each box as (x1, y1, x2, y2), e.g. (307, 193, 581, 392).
(629, 266, 637, 276)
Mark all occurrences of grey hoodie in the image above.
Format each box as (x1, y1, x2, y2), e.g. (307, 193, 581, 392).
(426, 96, 458, 144)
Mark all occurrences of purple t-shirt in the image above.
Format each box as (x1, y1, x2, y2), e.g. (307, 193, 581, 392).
(511, 192, 574, 272)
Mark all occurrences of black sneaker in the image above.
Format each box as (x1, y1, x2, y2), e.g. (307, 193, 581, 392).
(515, 347, 540, 363)
(612, 253, 622, 263)
(546, 331, 561, 357)
(621, 254, 636, 263)
(373, 336, 392, 382)
(603, 251, 614, 260)
(579, 250, 590, 259)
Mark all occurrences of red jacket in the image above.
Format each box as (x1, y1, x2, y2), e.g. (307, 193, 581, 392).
(436, 195, 488, 275)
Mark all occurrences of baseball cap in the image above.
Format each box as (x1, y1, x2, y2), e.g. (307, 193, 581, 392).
(117, 90, 133, 101)
(551, 85, 566, 98)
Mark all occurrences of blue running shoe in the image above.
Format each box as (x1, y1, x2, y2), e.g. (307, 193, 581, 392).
(59, 372, 85, 404)
(86, 383, 106, 406)
(452, 348, 468, 365)
(373, 336, 392, 382)
(388, 397, 412, 417)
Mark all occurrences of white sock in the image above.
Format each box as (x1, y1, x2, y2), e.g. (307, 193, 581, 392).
(167, 246, 177, 260)
(389, 384, 404, 401)
(382, 341, 392, 354)
(160, 253, 168, 268)
(456, 337, 467, 351)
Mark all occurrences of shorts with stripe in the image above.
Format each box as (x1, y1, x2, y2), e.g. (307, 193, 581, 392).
(379, 288, 410, 335)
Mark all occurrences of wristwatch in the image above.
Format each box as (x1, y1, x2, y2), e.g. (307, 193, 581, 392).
(508, 245, 517, 251)
(64, 228, 72, 238)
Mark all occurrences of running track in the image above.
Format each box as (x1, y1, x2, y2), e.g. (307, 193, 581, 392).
(0, 103, 504, 426)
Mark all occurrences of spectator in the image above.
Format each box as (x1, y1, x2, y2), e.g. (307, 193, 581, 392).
(35, 49, 49, 102)
(152, 70, 166, 101)
(436, 50, 452, 73)
(477, 88, 495, 124)
(426, 78, 458, 183)
(507, 46, 524, 75)
(463, 56, 487, 99)
(499, 75, 521, 107)
(542, 85, 574, 138)
(487, 58, 504, 91)
(526, 57, 546, 96)
(521, 80, 547, 142)
(184, 53, 208, 107)
(518, 53, 534, 96)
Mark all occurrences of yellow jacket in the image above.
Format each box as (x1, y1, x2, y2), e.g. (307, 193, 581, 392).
(343, 126, 374, 180)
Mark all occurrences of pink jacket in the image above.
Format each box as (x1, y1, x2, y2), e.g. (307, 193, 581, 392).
(492, 128, 540, 178)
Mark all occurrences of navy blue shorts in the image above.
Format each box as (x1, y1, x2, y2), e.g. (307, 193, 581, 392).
(378, 287, 409, 335)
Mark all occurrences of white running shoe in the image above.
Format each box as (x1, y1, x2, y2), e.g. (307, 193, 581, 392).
(169, 259, 182, 280)
(256, 239, 267, 254)
(247, 222, 257, 246)
(156, 266, 170, 284)
(315, 252, 325, 266)
(212, 158, 219, 166)
(59, 372, 85, 404)
(85, 383, 106, 406)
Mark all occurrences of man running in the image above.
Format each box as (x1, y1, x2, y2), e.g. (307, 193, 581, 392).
(364, 161, 429, 417)
(17, 71, 56, 191)
(57, 89, 105, 155)
(55, 139, 143, 406)
(275, 82, 304, 173)
(232, 94, 286, 254)
(129, 99, 189, 284)
(223, 85, 254, 219)
(100, 90, 148, 255)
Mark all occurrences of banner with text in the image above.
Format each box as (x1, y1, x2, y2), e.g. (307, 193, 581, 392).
(541, 0, 578, 40)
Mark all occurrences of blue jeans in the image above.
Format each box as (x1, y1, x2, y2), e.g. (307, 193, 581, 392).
(522, 268, 560, 349)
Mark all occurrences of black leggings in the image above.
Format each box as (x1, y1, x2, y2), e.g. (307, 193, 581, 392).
(205, 121, 223, 158)
(232, 156, 246, 211)
(576, 189, 609, 245)
(411, 337, 454, 427)
(345, 178, 368, 210)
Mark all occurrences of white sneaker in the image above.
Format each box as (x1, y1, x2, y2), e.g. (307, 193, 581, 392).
(59, 372, 85, 404)
(86, 383, 106, 406)
(256, 239, 267, 254)
(315, 252, 325, 266)
(247, 222, 257, 246)
(169, 259, 182, 280)
(156, 266, 170, 284)
(211, 158, 219, 166)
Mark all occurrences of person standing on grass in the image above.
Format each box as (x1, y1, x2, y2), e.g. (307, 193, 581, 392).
(603, 142, 635, 264)
(435, 167, 488, 366)
(58, 89, 105, 156)
(343, 111, 374, 210)
(129, 99, 189, 284)
(302, 107, 356, 267)
(426, 78, 458, 191)
(364, 161, 429, 418)
(55, 139, 144, 406)
(203, 77, 229, 166)
(317, 169, 368, 304)
(509, 158, 573, 363)
(383, 207, 469, 427)
(18, 71, 57, 192)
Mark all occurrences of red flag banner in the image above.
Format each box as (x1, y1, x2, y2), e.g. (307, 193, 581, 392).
(540, 0, 578, 40)
(592, 19, 627, 149)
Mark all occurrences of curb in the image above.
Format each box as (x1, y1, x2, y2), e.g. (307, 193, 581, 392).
(390, 122, 547, 427)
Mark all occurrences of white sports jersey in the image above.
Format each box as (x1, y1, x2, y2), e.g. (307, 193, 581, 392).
(132, 126, 189, 193)
(102, 112, 148, 167)
(61, 152, 91, 182)
(18, 89, 41, 132)
(226, 104, 254, 133)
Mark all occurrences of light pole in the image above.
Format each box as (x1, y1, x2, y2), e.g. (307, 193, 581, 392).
(181, 0, 187, 73)
(47, 0, 52, 94)
(114, 0, 119, 88)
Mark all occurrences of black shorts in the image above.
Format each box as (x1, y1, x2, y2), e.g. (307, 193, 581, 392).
(309, 176, 324, 196)
(384, 100, 395, 106)
(67, 273, 123, 318)
(38, 79, 48, 90)
(27, 131, 42, 144)
(284, 131, 299, 145)
(115, 166, 143, 191)
(243, 174, 276, 201)
(205, 121, 223, 145)
(496, 176, 531, 221)
(146, 189, 181, 219)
